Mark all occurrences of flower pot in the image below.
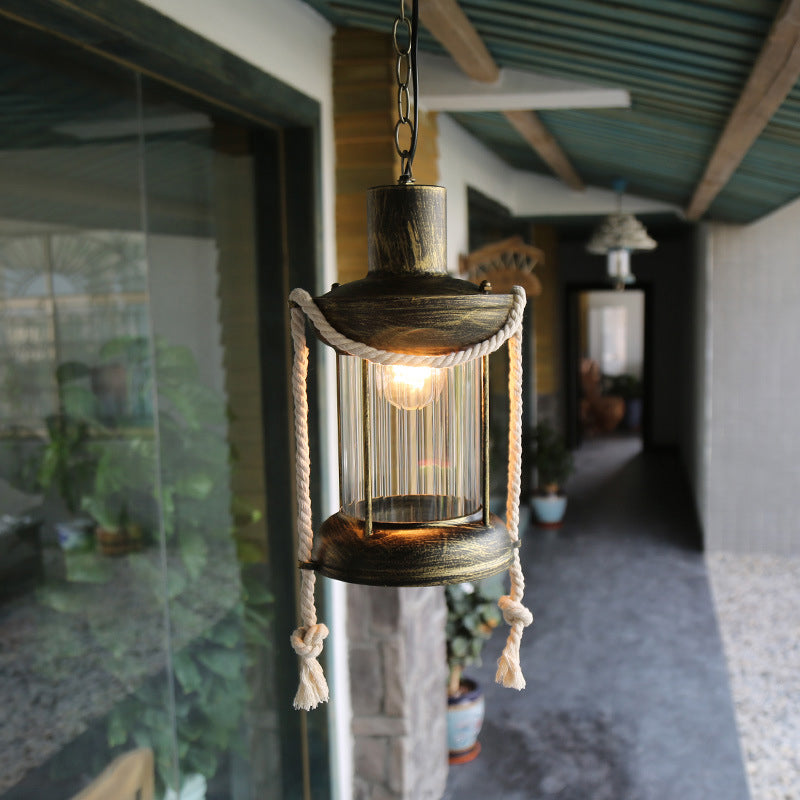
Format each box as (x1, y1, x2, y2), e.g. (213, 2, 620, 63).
(532, 492, 567, 528)
(96, 523, 143, 556)
(56, 519, 94, 551)
(624, 397, 643, 431)
(447, 678, 485, 764)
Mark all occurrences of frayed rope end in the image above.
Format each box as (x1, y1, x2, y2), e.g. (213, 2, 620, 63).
(495, 595, 533, 691)
(495, 646, 526, 690)
(291, 623, 330, 711)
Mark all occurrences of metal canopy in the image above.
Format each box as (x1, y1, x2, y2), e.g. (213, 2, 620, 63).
(304, 0, 800, 223)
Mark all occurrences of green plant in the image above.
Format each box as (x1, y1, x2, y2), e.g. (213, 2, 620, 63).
(445, 574, 504, 697)
(38, 361, 98, 515)
(607, 373, 642, 400)
(532, 422, 574, 493)
(107, 567, 274, 794)
(38, 335, 265, 793)
(82, 435, 155, 533)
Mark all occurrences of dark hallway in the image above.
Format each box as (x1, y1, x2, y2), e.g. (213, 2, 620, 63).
(444, 436, 749, 800)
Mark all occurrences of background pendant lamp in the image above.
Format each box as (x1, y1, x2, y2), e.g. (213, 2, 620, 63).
(587, 179, 657, 290)
(286, 0, 533, 711)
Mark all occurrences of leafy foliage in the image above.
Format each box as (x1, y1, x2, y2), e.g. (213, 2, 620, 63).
(606, 373, 642, 400)
(37, 361, 99, 514)
(38, 336, 267, 793)
(532, 422, 574, 491)
(445, 574, 505, 695)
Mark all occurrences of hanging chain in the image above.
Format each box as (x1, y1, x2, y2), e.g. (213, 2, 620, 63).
(392, 0, 419, 183)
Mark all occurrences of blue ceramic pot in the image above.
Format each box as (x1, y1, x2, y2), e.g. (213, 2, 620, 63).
(625, 397, 643, 430)
(532, 493, 567, 527)
(447, 678, 484, 759)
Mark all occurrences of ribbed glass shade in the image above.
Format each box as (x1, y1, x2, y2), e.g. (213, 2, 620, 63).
(338, 355, 481, 523)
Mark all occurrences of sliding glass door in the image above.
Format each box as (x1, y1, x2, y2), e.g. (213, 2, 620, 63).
(0, 22, 327, 800)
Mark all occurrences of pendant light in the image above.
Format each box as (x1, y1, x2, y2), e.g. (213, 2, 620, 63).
(287, 0, 533, 710)
(587, 179, 657, 290)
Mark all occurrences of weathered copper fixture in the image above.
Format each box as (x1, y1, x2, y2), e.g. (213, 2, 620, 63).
(287, 0, 533, 711)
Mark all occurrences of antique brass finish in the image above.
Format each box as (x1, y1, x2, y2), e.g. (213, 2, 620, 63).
(305, 504, 513, 586)
(368, 185, 446, 276)
(302, 182, 518, 587)
(314, 184, 516, 356)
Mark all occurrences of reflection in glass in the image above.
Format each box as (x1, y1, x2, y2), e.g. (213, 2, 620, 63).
(0, 32, 323, 800)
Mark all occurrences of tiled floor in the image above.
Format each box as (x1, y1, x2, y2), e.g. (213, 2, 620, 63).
(444, 435, 750, 800)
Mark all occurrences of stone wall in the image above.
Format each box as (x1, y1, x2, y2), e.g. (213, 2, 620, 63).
(348, 585, 448, 800)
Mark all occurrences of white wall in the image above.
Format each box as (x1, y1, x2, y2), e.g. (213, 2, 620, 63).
(701, 198, 800, 554)
(137, 1, 351, 793)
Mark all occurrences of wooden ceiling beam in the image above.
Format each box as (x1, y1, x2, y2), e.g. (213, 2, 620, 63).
(503, 110, 584, 191)
(420, 0, 584, 191)
(686, 0, 800, 220)
(419, 0, 498, 83)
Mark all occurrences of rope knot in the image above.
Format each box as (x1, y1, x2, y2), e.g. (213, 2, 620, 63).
(291, 623, 329, 660)
(498, 595, 533, 628)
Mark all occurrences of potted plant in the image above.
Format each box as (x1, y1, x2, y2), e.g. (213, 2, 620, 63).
(445, 574, 504, 764)
(37, 335, 266, 796)
(531, 422, 574, 528)
(38, 361, 99, 550)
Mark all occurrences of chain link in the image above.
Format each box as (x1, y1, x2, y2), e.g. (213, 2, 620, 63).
(392, 0, 417, 182)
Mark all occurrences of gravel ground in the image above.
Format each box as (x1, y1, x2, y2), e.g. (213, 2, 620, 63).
(707, 552, 800, 800)
(0, 543, 239, 794)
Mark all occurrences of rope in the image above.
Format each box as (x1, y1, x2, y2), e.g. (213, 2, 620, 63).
(287, 285, 532, 709)
(289, 306, 329, 711)
(495, 327, 534, 690)
(288, 286, 526, 366)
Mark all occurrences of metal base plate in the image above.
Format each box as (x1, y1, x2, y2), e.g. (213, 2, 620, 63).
(304, 506, 514, 587)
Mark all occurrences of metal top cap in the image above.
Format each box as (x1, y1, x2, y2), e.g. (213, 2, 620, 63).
(367, 184, 446, 276)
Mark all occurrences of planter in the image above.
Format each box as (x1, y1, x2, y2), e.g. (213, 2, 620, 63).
(56, 518, 94, 551)
(447, 678, 485, 764)
(96, 523, 143, 556)
(532, 492, 567, 528)
(624, 397, 643, 431)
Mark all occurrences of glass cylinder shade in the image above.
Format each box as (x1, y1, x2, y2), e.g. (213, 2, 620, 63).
(337, 355, 482, 524)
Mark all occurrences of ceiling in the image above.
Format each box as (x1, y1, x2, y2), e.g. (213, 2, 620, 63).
(302, 0, 800, 224)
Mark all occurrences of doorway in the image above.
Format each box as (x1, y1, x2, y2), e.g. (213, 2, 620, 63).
(565, 284, 652, 451)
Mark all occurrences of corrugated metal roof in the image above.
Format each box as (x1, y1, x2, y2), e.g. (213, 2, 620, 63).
(305, 0, 800, 223)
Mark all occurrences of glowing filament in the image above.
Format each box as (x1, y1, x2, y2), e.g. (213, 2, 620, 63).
(379, 364, 444, 410)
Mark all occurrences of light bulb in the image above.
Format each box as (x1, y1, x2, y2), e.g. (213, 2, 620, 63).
(378, 364, 444, 410)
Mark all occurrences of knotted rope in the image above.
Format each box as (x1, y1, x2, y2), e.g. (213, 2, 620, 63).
(288, 285, 533, 709)
(495, 327, 534, 689)
(289, 305, 329, 710)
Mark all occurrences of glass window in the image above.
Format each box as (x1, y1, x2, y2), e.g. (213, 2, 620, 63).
(0, 26, 328, 800)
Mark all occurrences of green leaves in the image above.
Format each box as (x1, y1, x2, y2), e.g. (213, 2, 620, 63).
(64, 551, 111, 584)
(179, 532, 208, 579)
(197, 647, 242, 681)
(532, 421, 574, 489)
(445, 575, 506, 674)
